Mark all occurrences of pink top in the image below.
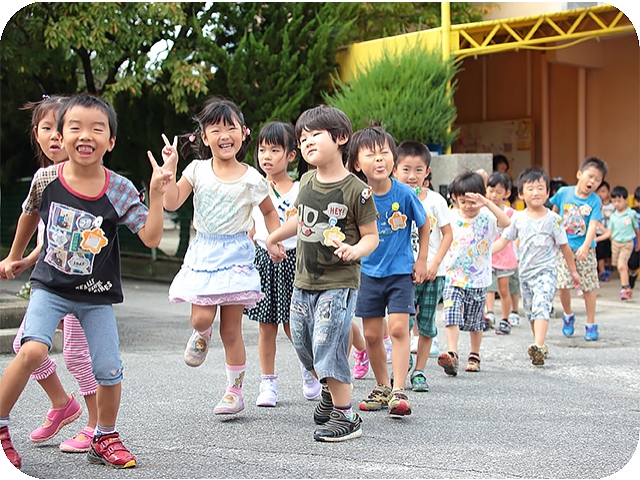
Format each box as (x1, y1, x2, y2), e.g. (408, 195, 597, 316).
(492, 206, 518, 270)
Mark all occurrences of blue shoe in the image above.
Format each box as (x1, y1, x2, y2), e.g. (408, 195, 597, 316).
(584, 324, 598, 341)
(562, 313, 575, 336)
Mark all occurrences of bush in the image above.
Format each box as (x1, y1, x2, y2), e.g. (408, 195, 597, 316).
(324, 45, 459, 149)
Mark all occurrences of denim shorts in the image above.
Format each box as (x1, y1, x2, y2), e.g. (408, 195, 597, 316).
(21, 288, 123, 386)
(354, 273, 415, 318)
(289, 287, 356, 384)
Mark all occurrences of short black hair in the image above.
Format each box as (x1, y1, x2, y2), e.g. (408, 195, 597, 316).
(579, 156, 608, 178)
(295, 105, 352, 164)
(597, 180, 610, 191)
(517, 167, 550, 194)
(487, 172, 512, 192)
(611, 186, 628, 199)
(634, 186, 640, 201)
(57, 93, 117, 139)
(493, 154, 509, 172)
(450, 171, 486, 197)
(347, 126, 396, 182)
(255, 121, 308, 180)
(396, 141, 431, 168)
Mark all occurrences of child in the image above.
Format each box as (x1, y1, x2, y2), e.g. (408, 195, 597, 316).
(0, 93, 171, 469)
(484, 172, 518, 335)
(550, 157, 607, 341)
(162, 98, 281, 415)
(493, 167, 581, 365)
(629, 187, 640, 289)
(347, 127, 429, 416)
(9, 95, 99, 455)
(265, 105, 379, 442)
(437, 171, 511, 375)
(595, 181, 615, 281)
(394, 141, 452, 392)
(597, 186, 640, 300)
(245, 121, 321, 406)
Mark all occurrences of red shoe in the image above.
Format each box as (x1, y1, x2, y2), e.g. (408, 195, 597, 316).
(87, 433, 136, 469)
(30, 393, 82, 443)
(0, 426, 22, 469)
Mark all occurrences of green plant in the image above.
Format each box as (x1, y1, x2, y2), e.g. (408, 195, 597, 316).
(324, 45, 459, 149)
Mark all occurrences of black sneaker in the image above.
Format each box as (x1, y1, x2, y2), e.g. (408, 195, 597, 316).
(313, 410, 362, 442)
(496, 319, 511, 335)
(313, 385, 333, 425)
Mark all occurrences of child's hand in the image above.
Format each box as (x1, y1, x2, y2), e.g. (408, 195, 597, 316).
(147, 150, 174, 195)
(575, 245, 589, 261)
(464, 192, 488, 207)
(6, 257, 33, 278)
(0, 257, 18, 280)
(160, 134, 179, 173)
(412, 261, 429, 284)
(635, 242, 640, 253)
(476, 168, 489, 184)
(265, 239, 287, 263)
(332, 239, 360, 262)
(570, 270, 582, 290)
(425, 261, 438, 282)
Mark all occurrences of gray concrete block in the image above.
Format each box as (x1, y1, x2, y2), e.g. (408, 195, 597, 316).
(430, 153, 493, 198)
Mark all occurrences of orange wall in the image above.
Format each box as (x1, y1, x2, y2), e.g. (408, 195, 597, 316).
(549, 63, 579, 183)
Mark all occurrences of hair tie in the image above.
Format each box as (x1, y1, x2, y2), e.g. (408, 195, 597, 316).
(244, 126, 251, 136)
(42, 94, 50, 100)
(188, 134, 196, 142)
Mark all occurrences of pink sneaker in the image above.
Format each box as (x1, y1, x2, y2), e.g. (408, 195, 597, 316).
(352, 349, 369, 379)
(59, 426, 94, 453)
(30, 393, 82, 443)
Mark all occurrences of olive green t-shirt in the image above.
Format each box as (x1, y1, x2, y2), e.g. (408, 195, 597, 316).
(294, 170, 378, 291)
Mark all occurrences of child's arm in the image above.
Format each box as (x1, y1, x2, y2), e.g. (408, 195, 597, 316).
(0, 212, 41, 280)
(426, 224, 452, 282)
(258, 196, 281, 234)
(492, 236, 510, 255)
(465, 192, 511, 228)
(137, 151, 173, 248)
(596, 227, 611, 242)
(413, 219, 430, 284)
(333, 220, 379, 262)
(560, 243, 581, 289)
(576, 220, 598, 261)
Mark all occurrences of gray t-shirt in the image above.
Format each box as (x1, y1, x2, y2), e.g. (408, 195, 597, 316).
(501, 209, 568, 281)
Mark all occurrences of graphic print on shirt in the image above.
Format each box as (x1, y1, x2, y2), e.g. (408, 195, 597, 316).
(45, 202, 108, 275)
(378, 201, 408, 237)
(562, 203, 591, 236)
(448, 215, 491, 288)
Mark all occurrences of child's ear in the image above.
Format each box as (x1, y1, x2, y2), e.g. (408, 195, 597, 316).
(107, 136, 116, 152)
(287, 150, 296, 163)
(200, 131, 209, 146)
(337, 134, 348, 146)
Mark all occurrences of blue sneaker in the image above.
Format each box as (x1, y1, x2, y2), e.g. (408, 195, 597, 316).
(584, 324, 599, 341)
(562, 313, 575, 336)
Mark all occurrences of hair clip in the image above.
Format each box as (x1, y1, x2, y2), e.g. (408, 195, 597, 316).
(244, 126, 251, 136)
(42, 94, 50, 100)
(188, 134, 196, 142)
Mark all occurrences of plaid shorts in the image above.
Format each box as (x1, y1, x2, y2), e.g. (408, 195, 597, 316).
(409, 276, 445, 338)
(557, 247, 599, 292)
(442, 285, 487, 332)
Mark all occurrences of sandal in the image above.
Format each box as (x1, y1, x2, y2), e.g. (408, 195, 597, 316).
(437, 351, 459, 376)
(465, 352, 481, 372)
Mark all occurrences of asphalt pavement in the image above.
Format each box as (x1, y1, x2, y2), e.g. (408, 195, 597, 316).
(1, 271, 639, 479)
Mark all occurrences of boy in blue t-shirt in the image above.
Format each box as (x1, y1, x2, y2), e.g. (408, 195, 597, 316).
(550, 157, 608, 341)
(347, 126, 429, 417)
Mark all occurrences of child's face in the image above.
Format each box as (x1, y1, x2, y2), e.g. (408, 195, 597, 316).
(454, 194, 483, 218)
(596, 185, 610, 202)
(486, 184, 509, 206)
(393, 155, 429, 190)
(576, 166, 604, 196)
(60, 106, 115, 167)
(202, 118, 245, 162)
(611, 196, 628, 212)
(298, 129, 345, 167)
(258, 142, 295, 178)
(519, 179, 549, 209)
(35, 109, 68, 165)
(352, 141, 394, 184)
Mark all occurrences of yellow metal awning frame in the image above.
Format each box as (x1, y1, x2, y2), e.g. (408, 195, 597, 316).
(449, 4, 635, 62)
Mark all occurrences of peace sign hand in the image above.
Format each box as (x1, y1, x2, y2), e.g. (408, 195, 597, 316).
(147, 149, 174, 195)
(160, 133, 179, 174)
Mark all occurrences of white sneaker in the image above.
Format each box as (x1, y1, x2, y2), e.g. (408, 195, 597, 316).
(214, 390, 245, 415)
(410, 335, 419, 354)
(508, 311, 521, 326)
(430, 338, 439, 357)
(256, 376, 278, 407)
(301, 366, 321, 400)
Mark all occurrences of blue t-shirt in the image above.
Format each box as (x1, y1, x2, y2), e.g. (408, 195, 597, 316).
(550, 186, 602, 250)
(362, 179, 427, 277)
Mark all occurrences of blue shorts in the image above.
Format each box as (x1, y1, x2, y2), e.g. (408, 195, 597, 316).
(442, 285, 487, 332)
(22, 288, 123, 386)
(354, 273, 415, 318)
(289, 287, 356, 384)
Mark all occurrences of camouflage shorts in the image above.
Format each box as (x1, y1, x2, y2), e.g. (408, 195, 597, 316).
(556, 247, 599, 292)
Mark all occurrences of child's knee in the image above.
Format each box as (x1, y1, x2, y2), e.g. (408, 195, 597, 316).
(16, 341, 48, 369)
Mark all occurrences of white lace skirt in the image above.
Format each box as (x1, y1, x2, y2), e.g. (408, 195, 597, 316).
(168, 232, 264, 308)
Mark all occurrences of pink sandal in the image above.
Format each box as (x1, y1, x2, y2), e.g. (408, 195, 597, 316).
(30, 393, 82, 443)
(59, 426, 95, 453)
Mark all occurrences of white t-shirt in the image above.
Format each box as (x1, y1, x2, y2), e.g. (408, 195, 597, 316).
(252, 181, 299, 250)
(181, 160, 269, 235)
(411, 189, 451, 276)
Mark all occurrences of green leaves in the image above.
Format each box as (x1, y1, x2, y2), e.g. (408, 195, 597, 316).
(324, 46, 459, 148)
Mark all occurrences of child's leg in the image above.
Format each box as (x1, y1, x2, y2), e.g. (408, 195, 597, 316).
(444, 325, 460, 354)
(469, 331, 483, 357)
(219, 304, 247, 366)
(533, 320, 549, 346)
(485, 291, 496, 314)
(325, 378, 351, 409)
(190, 304, 217, 333)
(351, 321, 366, 353)
(388, 312, 411, 390)
(258, 322, 278, 375)
(583, 290, 597, 324)
(362, 317, 389, 387)
(497, 276, 512, 319)
(617, 251, 630, 287)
